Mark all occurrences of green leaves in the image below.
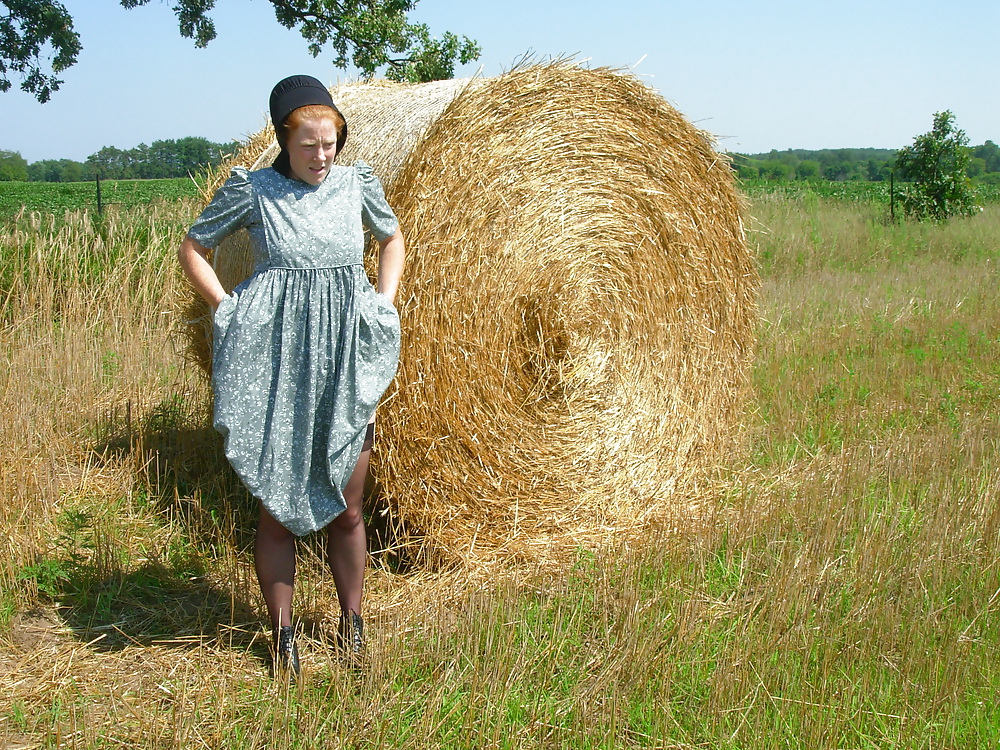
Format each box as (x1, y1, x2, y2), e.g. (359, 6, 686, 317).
(264, 0, 480, 82)
(896, 110, 979, 222)
(2, 0, 480, 104)
(0, 0, 82, 102)
(120, 0, 218, 46)
(386, 25, 481, 84)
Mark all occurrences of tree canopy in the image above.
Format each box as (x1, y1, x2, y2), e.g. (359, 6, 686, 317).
(84, 136, 236, 180)
(895, 110, 978, 221)
(0, 0, 81, 102)
(1, 0, 480, 102)
(732, 148, 899, 182)
(0, 148, 28, 180)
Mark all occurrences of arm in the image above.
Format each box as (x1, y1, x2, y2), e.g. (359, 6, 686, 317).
(178, 235, 228, 310)
(376, 228, 405, 304)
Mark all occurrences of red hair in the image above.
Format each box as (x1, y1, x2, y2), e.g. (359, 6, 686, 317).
(277, 105, 346, 154)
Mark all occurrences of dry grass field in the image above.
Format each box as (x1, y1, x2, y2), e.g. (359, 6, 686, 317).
(1, 190, 998, 748)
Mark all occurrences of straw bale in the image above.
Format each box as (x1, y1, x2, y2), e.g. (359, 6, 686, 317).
(377, 64, 758, 568)
(184, 64, 759, 570)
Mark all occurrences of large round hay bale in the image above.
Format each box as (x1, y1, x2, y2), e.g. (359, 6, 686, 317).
(379, 64, 758, 568)
(184, 63, 759, 570)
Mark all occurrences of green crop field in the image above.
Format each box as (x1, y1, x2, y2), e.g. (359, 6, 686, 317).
(4, 177, 996, 219)
(0, 177, 200, 216)
(739, 177, 1000, 205)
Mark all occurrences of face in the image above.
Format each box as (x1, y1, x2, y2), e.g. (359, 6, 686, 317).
(286, 116, 339, 185)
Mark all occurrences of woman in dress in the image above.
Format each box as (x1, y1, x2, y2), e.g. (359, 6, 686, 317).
(178, 75, 405, 676)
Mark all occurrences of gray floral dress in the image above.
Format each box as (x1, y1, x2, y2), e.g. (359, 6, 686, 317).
(187, 162, 401, 536)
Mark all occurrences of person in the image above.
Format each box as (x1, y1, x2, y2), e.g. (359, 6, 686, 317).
(178, 74, 405, 677)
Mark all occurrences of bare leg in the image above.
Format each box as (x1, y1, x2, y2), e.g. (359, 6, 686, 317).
(255, 503, 296, 629)
(327, 444, 370, 615)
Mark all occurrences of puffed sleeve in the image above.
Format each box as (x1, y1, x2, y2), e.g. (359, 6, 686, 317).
(356, 161, 399, 242)
(187, 166, 255, 249)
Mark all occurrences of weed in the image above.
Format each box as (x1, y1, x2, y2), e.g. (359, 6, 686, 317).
(18, 557, 72, 600)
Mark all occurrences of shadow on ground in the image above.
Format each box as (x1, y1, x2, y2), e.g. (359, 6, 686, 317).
(36, 392, 415, 657)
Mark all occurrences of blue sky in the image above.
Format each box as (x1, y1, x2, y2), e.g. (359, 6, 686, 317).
(4, 0, 998, 163)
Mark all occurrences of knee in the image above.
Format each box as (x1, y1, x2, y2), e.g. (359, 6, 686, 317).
(257, 507, 294, 544)
(331, 506, 364, 531)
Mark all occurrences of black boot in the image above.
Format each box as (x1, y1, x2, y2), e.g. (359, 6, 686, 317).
(274, 624, 301, 679)
(338, 610, 364, 665)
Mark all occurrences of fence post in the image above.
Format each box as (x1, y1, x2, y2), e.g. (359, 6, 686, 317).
(889, 171, 895, 222)
(96, 174, 104, 215)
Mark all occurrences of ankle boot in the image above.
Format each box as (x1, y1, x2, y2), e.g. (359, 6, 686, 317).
(337, 610, 364, 662)
(274, 624, 301, 678)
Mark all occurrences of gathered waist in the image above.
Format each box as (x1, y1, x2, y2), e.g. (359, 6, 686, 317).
(256, 262, 361, 272)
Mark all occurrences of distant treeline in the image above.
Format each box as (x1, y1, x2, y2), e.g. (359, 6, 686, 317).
(732, 142, 1000, 185)
(6, 138, 1000, 186)
(0, 137, 237, 182)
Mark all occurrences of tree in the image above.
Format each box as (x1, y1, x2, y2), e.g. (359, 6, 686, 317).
(0, 148, 28, 180)
(59, 158, 82, 182)
(78, 138, 232, 180)
(866, 159, 888, 182)
(895, 110, 977, 221)
(2, 0, 479, 103)
(967, 157, 986, 179)
(760, 162, 792, 181)
(26, 157, 87, 181)
(86, 146, 130, 179)
(973, 140, 1000, 174)
(795, 160, 820, 180)
(823, 160, 852, 182)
